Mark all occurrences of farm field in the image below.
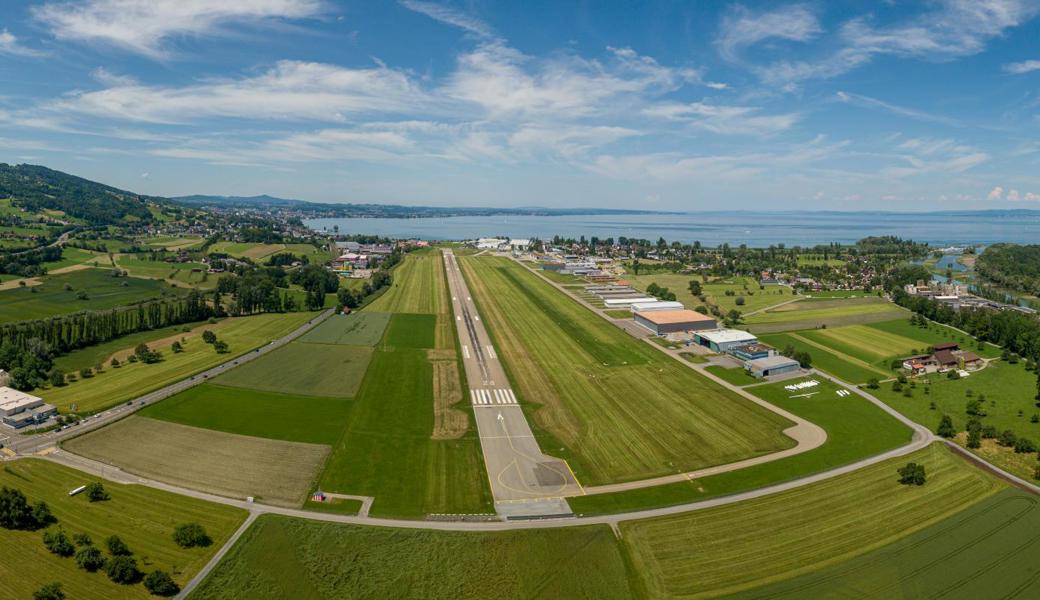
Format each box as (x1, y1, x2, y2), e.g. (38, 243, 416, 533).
(64, 416, 330, 507)
(744, 296, 907, 327)
(288, 247, 493, 517)
(189, 515, 634, 600)
(41, 246, 106, 270)
(210, 241, 286, 260)
(114, 254, 214, 287)
(803, 324, 951, 367)
(626, 273, 794, 314)
(41, 311, 316, 413)
(570, 376, 912, 514)
(0, 459, 247, 600)
(759, 332, 884, 384)
(461, 256, 796, 486)
(296, 311, 390, 346)
(213, 341, 373, 397)
(140, 235, 205, 250)
(0, 268, 184, 322)
(366, 249, 443, 314)
(735, 488, 1040, 599)
(868, 318, 1001, 358)
(316, 346, 493, 518)
(620, 444, 1004, 599)
(139, 384, 351, 444)
(54, 320, 215, 372)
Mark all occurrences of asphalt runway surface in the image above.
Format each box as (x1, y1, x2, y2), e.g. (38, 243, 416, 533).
(442, 251, 581, 514)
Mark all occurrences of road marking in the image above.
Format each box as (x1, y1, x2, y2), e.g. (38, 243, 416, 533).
(457, 315, 461, 321)
(486, 345, 497, 359)
(475, 315, 480, 321)
(462, 345, 470, 359)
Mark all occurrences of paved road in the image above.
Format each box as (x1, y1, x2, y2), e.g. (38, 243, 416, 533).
(443, 250, 580, 515)
(4, 309, 335, 455)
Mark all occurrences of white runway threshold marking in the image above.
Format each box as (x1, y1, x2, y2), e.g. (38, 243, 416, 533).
(463, 345, 470, 359)
(470, 388, 519, 406)
(486, 345, 497, 359)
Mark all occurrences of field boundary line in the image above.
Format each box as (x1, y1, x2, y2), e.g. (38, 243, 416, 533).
(175, 511, 259, 599)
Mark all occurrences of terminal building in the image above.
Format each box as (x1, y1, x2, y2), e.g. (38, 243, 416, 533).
(692, 329, 759, 353)
(634, 310, 718, 335)
(0, 387, 57, 429)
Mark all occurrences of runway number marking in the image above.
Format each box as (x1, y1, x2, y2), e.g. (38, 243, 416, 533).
(470, 388, 519, 406)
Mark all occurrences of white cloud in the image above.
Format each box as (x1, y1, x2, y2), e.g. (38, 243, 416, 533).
(1007, 189, 1021, 201)
(835, 91, 963, 127)
(444, 43, 699, 118)
(716, 4, 821, 62)
(644, 101, 799, 135)
(32, 0, 324, 57)
(987, 186, 1005, 200)
(49, 60, 424, 123)
(1004, 59, 1040, 74)
(988, 186, 1040, 201)
(0, 29, 44, 57)
(400, 0, 495, 38)
(728, 0, 1038, 86)
(882, 137, 989, 178)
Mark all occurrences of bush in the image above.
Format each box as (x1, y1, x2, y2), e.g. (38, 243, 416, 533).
(49, 370, 66, 387)
(0, 487, 51, 530)
(33, 582, 64, 600)
(106, 534, 131, 556)
(998, 429, 1018, 447)
(143, 570, 180, 596)
(1014, 438, 1037, 453)
(105, 555, 141, 584)
(75, 545, 106, 572)
(110, 357, 121, 368)
(202, 330, 217, 344)
(213, 340, 229, 354)
(43, 530, 75, 556)
(86, 482, 110, 502)
(173, 522, 212, 548)
(897, 462, 927, 486)
(72, 532, 92, 546)
(936, 414, 956, 438)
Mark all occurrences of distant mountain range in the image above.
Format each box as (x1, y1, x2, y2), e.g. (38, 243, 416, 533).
(170, 194, 675, 217)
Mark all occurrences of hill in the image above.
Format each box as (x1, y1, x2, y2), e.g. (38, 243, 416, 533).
(0, 163, 158, 225)
(976, 243, 1040, 294)
(172, 193, 670, 218)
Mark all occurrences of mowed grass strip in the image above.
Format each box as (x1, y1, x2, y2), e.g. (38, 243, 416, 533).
(317, 348, 493, 517)
(461, 256, 795, 485)
(366, 249, 444, 314)
(64, 416, 330, 507)
(212, 341, 372, 398)
(297, 312, 390, 346)
(735, 488, 1040, 600)
(0, 268, 184, 322)
(570, 377, 911, 515)
(41, 311, 316, 413)
(139, 384, 351, 444)
(621, 444, 1004, 599)
(382, 312, 436, 349)
(0, 459, 246, 600)
(802, 324, 931, 364)
(189, 515, 635, 600)
(745, 299, 906, 325)
(868, 318, 1001, 358)
(759, 332, 883, 384)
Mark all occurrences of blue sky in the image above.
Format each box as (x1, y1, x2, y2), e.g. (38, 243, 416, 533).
(1, 0, 1039, 210)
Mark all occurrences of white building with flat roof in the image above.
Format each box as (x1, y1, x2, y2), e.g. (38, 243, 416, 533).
(603, 296, 658, 307)
(630, 301, 685, 313)
(0, 387, 57, 429)
(693, 328, 759, 353)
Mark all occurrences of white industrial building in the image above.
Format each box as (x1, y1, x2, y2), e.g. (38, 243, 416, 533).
(630, 301, 685, 313)
(475, 238, 508, 249)
(692, 329, 759, 353)
(509, 239, 532, 251)
(603, 296, 659, 308)
(0, 387, 57, 429)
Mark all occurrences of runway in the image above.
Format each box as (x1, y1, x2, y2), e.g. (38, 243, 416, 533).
(442, 250, 581, 516)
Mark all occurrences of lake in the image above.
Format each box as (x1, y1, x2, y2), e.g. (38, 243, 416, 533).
(305, 211, 1040, 247)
